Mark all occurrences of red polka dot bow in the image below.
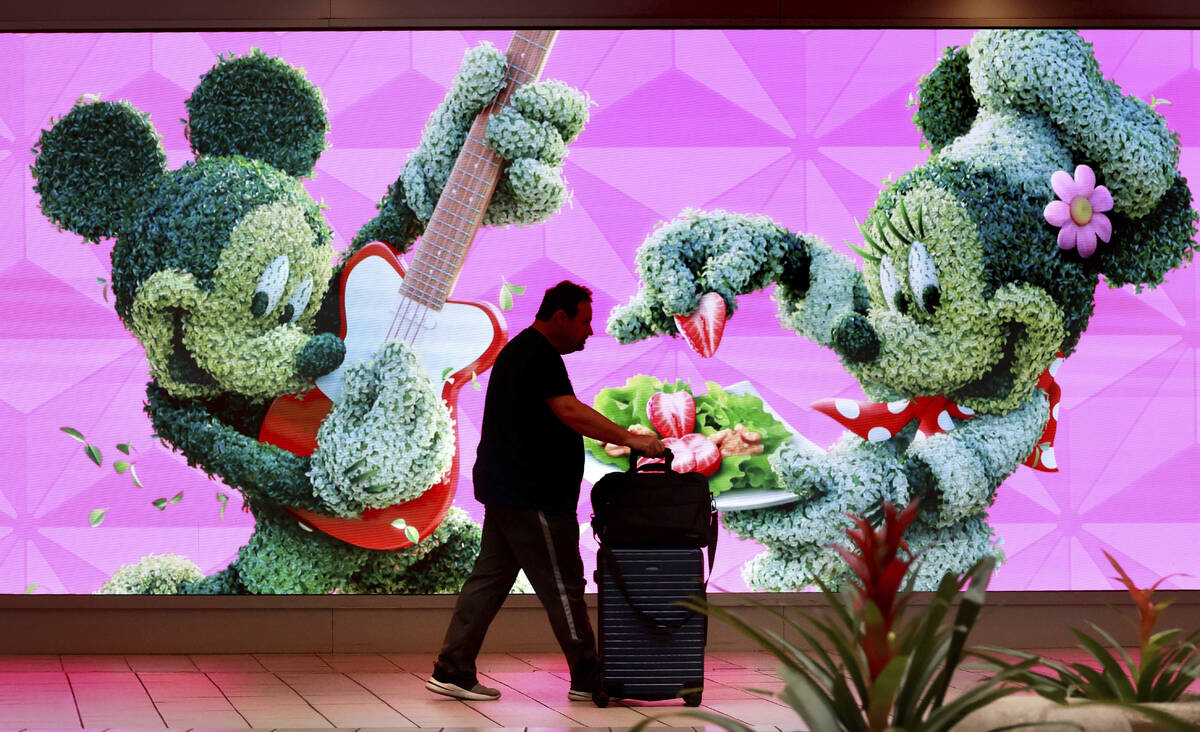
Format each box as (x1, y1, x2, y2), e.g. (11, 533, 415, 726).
(812, 356, 1063, 473)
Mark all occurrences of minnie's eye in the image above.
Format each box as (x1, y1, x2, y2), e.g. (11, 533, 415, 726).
(284, 277, 313, 324)
(251, 255, 290, 317)
(880, 255, 903, 312)
(907, 241, 940, 315)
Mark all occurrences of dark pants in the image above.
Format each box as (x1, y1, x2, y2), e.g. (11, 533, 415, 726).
(435, 505, 599, 687)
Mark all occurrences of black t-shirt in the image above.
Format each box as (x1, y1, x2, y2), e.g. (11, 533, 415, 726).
(473, 327, 583, 514)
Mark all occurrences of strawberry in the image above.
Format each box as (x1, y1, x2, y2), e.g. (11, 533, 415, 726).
(646, 390, 696, 439)
(640, 433, 721, 476)
(674, 291, 727, 358)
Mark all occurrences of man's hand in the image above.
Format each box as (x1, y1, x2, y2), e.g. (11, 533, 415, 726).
(626, 431, 666, 458)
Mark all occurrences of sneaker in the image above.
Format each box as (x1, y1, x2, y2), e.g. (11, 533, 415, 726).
(425, 675, 502, 701)
(567, 687, 593, 702)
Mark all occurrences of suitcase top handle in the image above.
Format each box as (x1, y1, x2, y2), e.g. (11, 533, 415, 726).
(629, 448, 674, 473)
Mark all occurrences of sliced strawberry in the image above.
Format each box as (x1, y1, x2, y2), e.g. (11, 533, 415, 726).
(645, 433, 721, 476)
(646, 390, 696, 439)
(674, 291, 727, 358)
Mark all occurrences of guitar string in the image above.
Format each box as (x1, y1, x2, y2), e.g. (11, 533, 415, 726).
(392, 33, 549, 360)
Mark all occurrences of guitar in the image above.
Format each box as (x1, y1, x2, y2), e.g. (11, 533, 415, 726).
(258, 30, 559, 551)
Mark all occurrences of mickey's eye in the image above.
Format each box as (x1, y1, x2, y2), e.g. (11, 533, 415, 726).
(251, 255, 290, 317)
(907, 241, 940, 315)
(879, 255, 904, 312)
(282, 277, 313, 324)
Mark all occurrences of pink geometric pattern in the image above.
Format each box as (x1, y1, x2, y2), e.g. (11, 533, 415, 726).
(1, 30, 1197, 593)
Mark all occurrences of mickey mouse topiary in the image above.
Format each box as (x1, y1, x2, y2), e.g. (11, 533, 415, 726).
(33, 45, 589, 594)
(608, 30, 1196, 590)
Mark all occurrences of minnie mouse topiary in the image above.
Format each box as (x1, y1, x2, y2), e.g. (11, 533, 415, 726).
(608, 30, 1196, 590)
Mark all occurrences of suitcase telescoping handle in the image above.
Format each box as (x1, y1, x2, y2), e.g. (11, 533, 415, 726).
(629, 448, 674, 472)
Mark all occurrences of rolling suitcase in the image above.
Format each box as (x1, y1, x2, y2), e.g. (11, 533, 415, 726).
(589, 450, 717, 707)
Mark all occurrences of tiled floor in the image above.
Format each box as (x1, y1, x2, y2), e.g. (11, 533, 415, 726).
(0, 649, 1186, 730)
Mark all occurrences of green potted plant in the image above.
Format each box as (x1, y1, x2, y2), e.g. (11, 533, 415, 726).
(967, 552, 1199, 731)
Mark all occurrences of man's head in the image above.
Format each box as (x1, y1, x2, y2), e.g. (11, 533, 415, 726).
(534, 280, 593, 354)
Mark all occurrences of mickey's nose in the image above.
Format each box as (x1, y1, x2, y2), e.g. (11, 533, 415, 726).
(296, 332, 346, 378)
(832, 313, 880, 364)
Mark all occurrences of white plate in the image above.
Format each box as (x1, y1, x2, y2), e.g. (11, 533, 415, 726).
(582, 380, 814, 511)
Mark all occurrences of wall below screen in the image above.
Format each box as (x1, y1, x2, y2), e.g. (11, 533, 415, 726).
(3, 593, 1198, 654)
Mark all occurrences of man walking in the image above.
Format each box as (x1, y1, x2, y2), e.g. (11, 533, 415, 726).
(427, 280, 666, 702)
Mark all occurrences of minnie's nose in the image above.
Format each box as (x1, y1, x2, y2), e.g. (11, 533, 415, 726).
(832, 312, 880, 364)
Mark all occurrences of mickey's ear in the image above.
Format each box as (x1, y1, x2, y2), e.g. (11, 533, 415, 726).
(185, 49, 328, 178)
(32, 99, 166, 243)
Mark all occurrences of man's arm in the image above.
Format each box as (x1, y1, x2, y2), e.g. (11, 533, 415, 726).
(546, 395, 666, 457)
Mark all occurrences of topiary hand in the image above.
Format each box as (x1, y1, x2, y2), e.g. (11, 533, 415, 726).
(356, 42, 590, 248)
(307, 341, 455, 518)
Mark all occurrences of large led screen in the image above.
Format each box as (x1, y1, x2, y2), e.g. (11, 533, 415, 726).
(2, 29, 1198, 594)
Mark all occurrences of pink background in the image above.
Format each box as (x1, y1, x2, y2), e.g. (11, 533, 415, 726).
(1, 30, 1198, 593)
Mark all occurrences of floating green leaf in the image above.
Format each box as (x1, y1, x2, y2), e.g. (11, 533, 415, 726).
(217, 492, 229, 519)
(88, 508, 106, 526)
(441, 366, 455, 382)
(84, 444, 102, 466)
(116, 443, 132, 455)
(60, 427, 85, 442)
(152, 498, 168, 510)
(129, 464, 143, 488)
(24, 583, 36, 594)
(113, 460, 130, 474)
(169, 491, 183, 504)
(498, 281, 527, 311)
(97, 277, 109, 302)
(391, 517, 408, 529)
(405, 526, 420, 543)
(471, 371, 481, 391)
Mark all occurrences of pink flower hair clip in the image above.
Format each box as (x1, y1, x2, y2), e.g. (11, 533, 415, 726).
(1044, 164, 1113, 258)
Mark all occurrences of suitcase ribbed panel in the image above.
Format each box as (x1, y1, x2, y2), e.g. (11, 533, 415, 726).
(596, 548, 707, 701)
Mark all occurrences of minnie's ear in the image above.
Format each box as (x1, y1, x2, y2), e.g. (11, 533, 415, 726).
(185, 49, 328, 178)
(32, 98, 166, 243)
(912, 45, 977, 153)
(1097, 174, 1197, 291)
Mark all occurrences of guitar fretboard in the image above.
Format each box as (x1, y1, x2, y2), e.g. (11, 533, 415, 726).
(400, 30, 558, 312)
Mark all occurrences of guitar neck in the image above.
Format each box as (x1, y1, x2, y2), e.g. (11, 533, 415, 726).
(402, 30, 558, 310)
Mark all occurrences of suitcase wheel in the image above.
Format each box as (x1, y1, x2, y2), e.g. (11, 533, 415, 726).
(683, 691, 702, 707)
(592, 690, 609, 707)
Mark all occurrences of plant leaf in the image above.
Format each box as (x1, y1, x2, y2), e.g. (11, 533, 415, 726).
(113, 460, 130, 474)
(441, 366, 455, 382)
(88, 508, 106, 527)
(499, 286, 513, 311)
(405, 526, 420, 543)
(24, 583, 36, 594)
(116, 443, 131, 455)
(217, 492, 229, 520)
(169, 491, 183, 504)
(60, 427, 86, 442)
(391, 518, 408, 529)
(471, 371, 481, 391)
(152, 498, 168, 510)
(129, 464, 143, 488)
(866, 655, 908, 731)
(84, 444, 102, 466)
